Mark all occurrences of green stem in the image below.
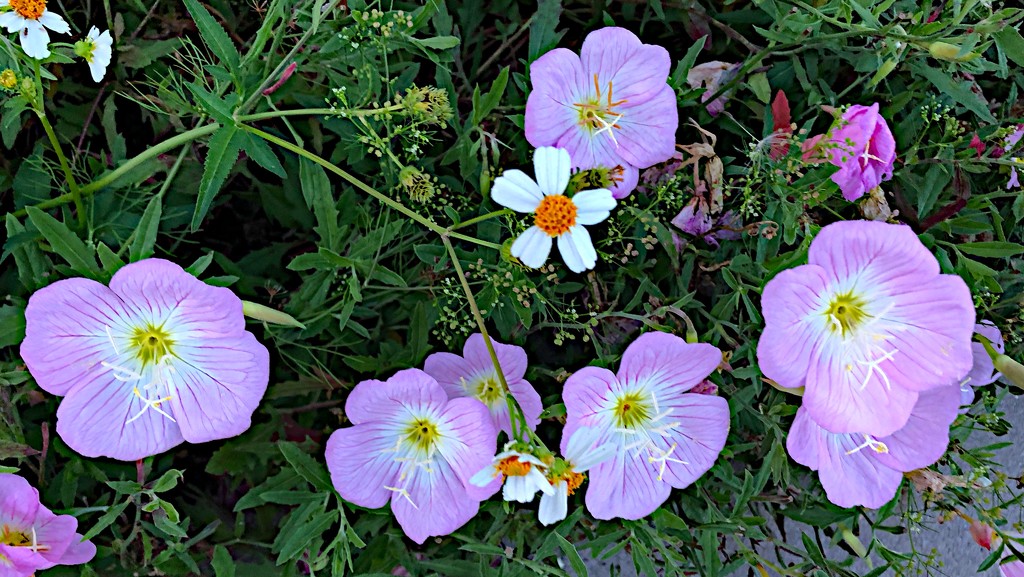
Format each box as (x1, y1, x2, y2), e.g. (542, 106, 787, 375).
(237, 105, 403, 122)
(450, 208, 512, 231)
(33, 61, 85, 227)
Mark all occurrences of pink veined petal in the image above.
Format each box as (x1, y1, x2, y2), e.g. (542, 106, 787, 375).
(491, 169, 544, 213)
(0, 543, 46, 575)
(807, 221, 938, 288)
(344, 369, 448, 425)
(654, 394, 730, 489)
(579, 27, 671, 105)
(21, 277, 138, 397)
(391, 456, 482, 544)
(584, 444, 672, 520)
(56, 535, 96, 566)
(561, 366, 619, 455)
(873, 384, 959, 472)
(609, 164, 640, 199)
(506, 378, 543, 433)
(422, 351, 474, 400)
(816, 430, 904, 509)
(573, 188, 616, 226)
(462, 333, 527, 382)
(966, 321, 1004, 387)
(55, 371, 185, 460)
(434, 397, 499, 501)
(325, 421, 405, 510)
(785, 407, 827, 471)
(803, 343, 920, 436)
(557, 225, 596, 273)
(164, 333, 270, 443)
(555, 117, 623, 174)
(29, 508, 76, 568)
(511, 226, 553, 269)
(534, 147, 572, 196)
(757, 265, 832, 389)
(618, 332, 721, 394)
(525, 48, 587, 149)
(1001, 559, 1024, 577)
(611, 85, 679, 169)
(0, 474, 41, 528)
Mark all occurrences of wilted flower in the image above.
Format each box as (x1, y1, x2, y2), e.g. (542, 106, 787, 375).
(818, 104, 897, 201)
(0, 473, 96, 575)
(424, 333, 542, 436)
(757, 221, 974, 436)
(325, 369, 498, 544)
(469, 445, 552, 503)
(73, 26, 112, 82)
(0, 0, 70, 59)
(787, 384, 960, 508)
(686, 61, 740, 116)
(491, 146, 615, 273)
(671, 198, 742, 248)
(960, 321, 1005, 406)
(525, 27, 678, 198)
(20, 259, 270, 461)
(562, 332, 729, 520)
(538, 426, 614, 525)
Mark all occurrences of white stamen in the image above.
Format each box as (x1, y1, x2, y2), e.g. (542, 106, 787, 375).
(647, 443, 689, 482)
(384, 485, 418, 509)
(105, 326, 119, 354)
(845, 434, 889, 455)
(593, 113, 623, 147)
(102, 362, 142, 381)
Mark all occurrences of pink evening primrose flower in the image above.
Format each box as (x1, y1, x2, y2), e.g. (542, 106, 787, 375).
(960, 321, 1006, 407)
(561, 332, 729, 520)
(525, 27, 678, 199)
(325, 369, 498, 544)
(20, 259, 270, 461)
(824, 104, 897, 201)
(786, 383, 960, 509)
(538, 426, 615, 526)
(491, 147, 615, 273)
(0, 473, 95, 576)
(757, 220, 974, 437)
(423, 333, 542, 436)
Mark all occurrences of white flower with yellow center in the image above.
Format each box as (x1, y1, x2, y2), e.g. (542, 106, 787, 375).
(0, 0, 70, 59)
(74, 26, 113, 82)
(469, 445, 554, 503)
(492, 146, 615, 273)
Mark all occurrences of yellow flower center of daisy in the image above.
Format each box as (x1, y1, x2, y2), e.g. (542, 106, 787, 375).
(496, 455, 532, 477)
(129, 324, 175, 366)
(403, 418, 439, 454)
(0, 69, 16, 89)
(534, 195, 577, 237)
(562, 471, 585, 495)
(824, 292, 867, 337)
(10, 0, 45, 20)
(574, 73, 628, 137)
(613, 391, 651, 429)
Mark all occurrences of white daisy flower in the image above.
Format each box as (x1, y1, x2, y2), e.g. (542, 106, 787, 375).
(75, 26, 113, 82)
(469, 447, 554, 504)
(0, 0, 70, 60)
(492, 147, 616, 273)
(538, 426, 614, 526)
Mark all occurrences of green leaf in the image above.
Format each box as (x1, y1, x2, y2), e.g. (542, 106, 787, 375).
(130, 195, 162, 262)
(552, 533, 587, 576)
(191, 125, 245, 230)
(278, 441, 334, 492)
(182, 0, 241, 71)
(82, 499, 131, 540)
(212, 545, 236, 577)
(298, 159, 339, 247)
(95, 242, 124, 274)
(412, 36, 460, 50)
(0, 305, 26, 348)
(995, 27, 1024, 68)
(472, 67, 509, 125)
(242, 132, 286, 178)
(528, 0, 564, 61)
(911, 62, 996, 122)
(670, 35, 707, 88)
(187, 82, 236, 126)
(25, 207, 99, 275)
(149, 469, 184, 493)
(958, 241, 1024, 258)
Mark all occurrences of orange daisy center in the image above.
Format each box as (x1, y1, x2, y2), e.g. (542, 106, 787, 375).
(534, 195, 577, 237)
(496, 456, 532, 477)
(563, 471, 585, 496)
(10, 0, 46, 20)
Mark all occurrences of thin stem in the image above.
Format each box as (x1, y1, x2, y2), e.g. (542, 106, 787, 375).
(34, 61, 85, 228)
(449, 208, 512, 231)
(237, 105, 403, 122)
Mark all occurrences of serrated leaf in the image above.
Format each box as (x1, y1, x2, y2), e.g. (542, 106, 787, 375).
(182, 0, 241, 71)
(242, 132, 286, 178)
(278, 441, 334, 492)
(528, 0, 564, 61)
(911, 62, 996, 122)
(191, 125, 245, 230)
(82, 499, 131, 540)
(130, 195, 162, 262)
(25, 207, 99, 275)
(187, 82, 236, 126)
(995, 27, 1024, 68)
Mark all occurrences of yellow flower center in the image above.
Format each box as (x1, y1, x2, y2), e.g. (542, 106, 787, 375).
(496, 455, 532, 477)
(574, 73, 628, 134)
(403, 418, 439, 454)
(474, 376, 505, 405)
(613, 391, 651, 429)
(562, 471, 585, 495)
(129, 324, 174, 366)
(0, 69, 16, 89)
(824, 292, 867, 337)
(10, 0, 45, 20)
(534, 195, 577, 237)
(0, 524, 47, 551)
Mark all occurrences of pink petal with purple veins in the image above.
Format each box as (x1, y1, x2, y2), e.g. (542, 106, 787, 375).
(617, 332, 721, 394)
(653, 394, 730, 487)
(433, 397, 499, 501)
(874, 384, 959, 471)
(579, 28, 670, 105)
(560, 366, 619, 454)
(585, 445, 672, 520)
(524, 48, 587, 148)
(756, 265, 832, 389)
(612, 85, 679, 169)
(391, 456, 481, 545)
(325, 420, 406, 509)
(966, 321, 1004, 387)
(344, 368, 448, 425)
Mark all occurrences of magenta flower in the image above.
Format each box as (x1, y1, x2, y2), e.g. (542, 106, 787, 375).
(20, 259, 270, 461)
(786, 384, 960, 508)
(960, 321, 1006, 407)
(561, 332, 729, 520)
(424, 333, 542, 436)
(757, 221, 974, 436)
(0, 473, 95, 576)
(823, 104, 897, 201)
(525, 27, 678, 199)
(325, 369, 498, 544)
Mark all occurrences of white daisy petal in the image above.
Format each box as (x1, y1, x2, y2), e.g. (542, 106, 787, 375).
(557, 225, 597, 273)
(572, 188, 616, 225)
(492, 169, 544, 212)
(0, 0, 10, 7)
(38, 11, 69, 34)
(0, 11, 26, 33)
(538, 481, 569, 526)
(528, 467, 555, 495)
(511, 226, 552, 269)
(20, 22, 51, 59)
(533, 146, 571, 196)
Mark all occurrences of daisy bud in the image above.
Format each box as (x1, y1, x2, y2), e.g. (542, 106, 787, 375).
(0, 69, 16, 90)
